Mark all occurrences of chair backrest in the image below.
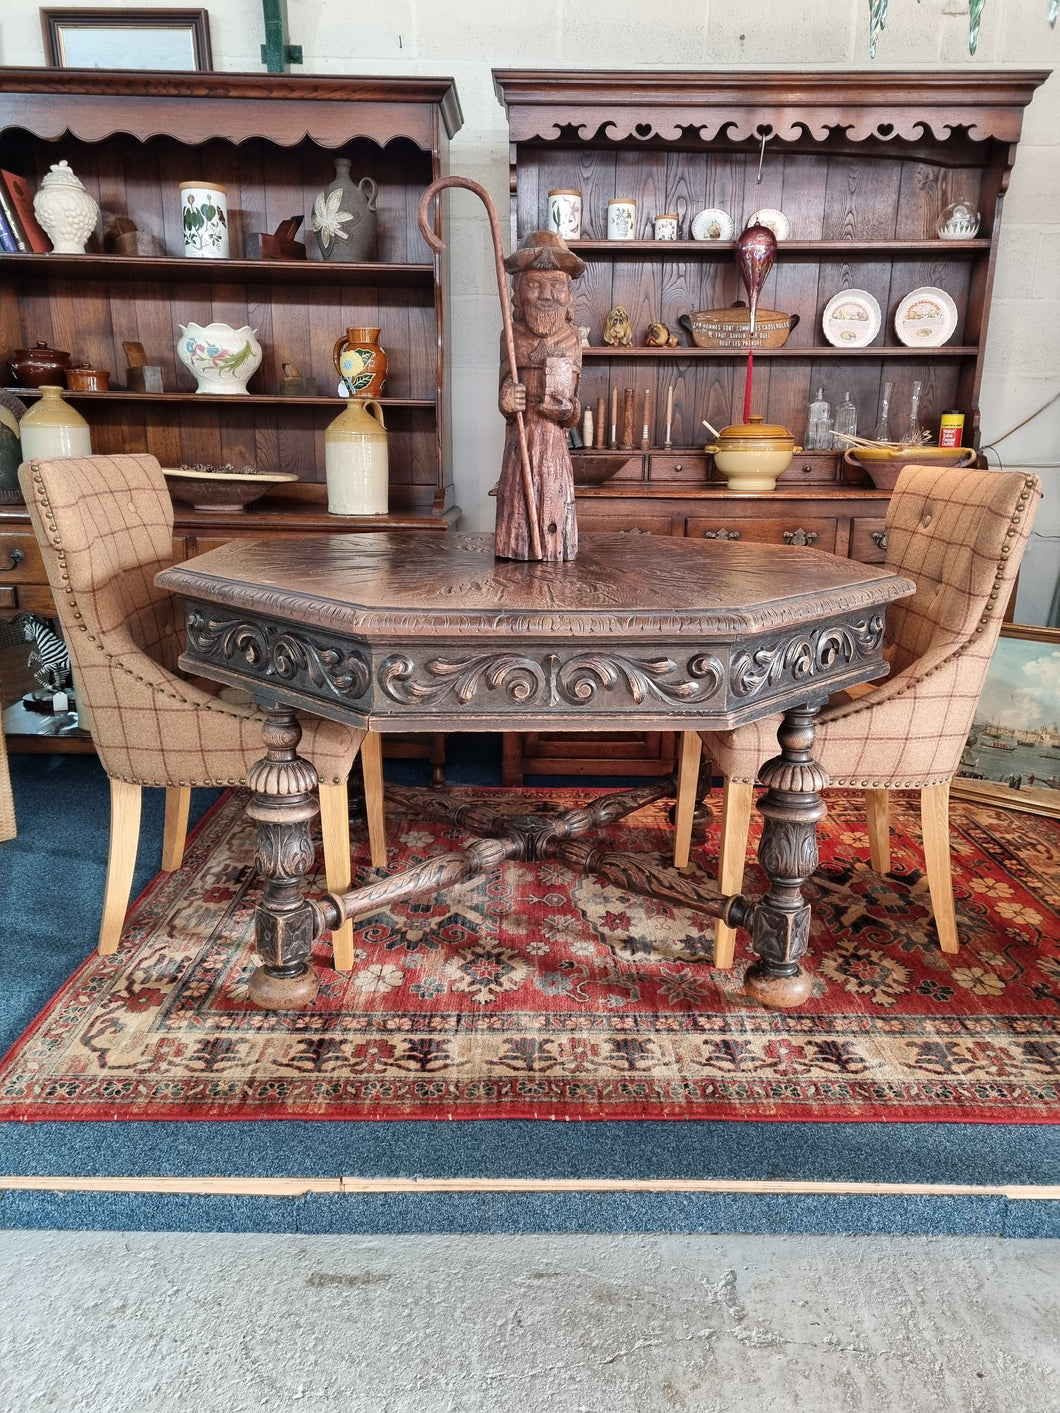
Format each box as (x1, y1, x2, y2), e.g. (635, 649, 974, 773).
(883, 464, 1042, 679)
(18, 453, 201, 774)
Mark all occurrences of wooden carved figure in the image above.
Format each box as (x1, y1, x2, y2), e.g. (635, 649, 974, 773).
(496, 230, 585, 561)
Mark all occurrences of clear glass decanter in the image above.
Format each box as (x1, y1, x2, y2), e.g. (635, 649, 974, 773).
(901, 380, 923, 446)
(832, 390, 857, 448)
(875, 380, 893, 442)
(805, 387, 832, 450)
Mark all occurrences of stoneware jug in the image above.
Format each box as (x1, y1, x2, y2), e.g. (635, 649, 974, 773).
(18, 385, 92, 460)
(324, 397, 389, 516)
(178, 322, 263, 395)
(333, 326, 387, 398)
(312, 159, 378, 262)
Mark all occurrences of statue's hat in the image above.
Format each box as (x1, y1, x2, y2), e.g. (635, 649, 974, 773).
(504, 228, 585, 278)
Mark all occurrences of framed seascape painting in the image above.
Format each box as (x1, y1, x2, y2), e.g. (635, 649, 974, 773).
(41, 8, 212, 71)
(951, 624, 1060, 819)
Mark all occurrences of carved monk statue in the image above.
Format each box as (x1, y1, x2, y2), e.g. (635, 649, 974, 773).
(495, 230, 586, 562)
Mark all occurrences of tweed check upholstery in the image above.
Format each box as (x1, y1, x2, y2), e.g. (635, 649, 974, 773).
(698, 465, 1042, 788)
(18, 453, 362, 787)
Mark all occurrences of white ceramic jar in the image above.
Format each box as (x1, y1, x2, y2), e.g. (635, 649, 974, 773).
(32, 161, 99, 255)
(180, 182, 229, 258)
(19, 386, 92, 459)
(324, 397, 389, 515)
(606, 198, 637, 240)
(547, 190, 582, 240)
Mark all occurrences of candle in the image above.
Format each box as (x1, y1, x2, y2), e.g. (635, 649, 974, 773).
(610, 386, 618, 448)
(640, 388, 651, 450)
(595, 396, 606, 448)
(664, 384, 674, 449)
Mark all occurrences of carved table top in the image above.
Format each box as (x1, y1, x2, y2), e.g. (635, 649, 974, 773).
(159, 531, 913, 733)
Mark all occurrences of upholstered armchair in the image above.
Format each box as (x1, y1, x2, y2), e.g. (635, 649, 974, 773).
(19, 452, 385, 967)
(673, 465, 1042, 966)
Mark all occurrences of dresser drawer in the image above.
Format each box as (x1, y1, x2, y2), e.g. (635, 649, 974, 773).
(647, 452, 709, 484)
(578, 513, 676, 536)
(0, 531, 52, 612)
(849, 518, 889, 564)
(684, 515, 839, 553)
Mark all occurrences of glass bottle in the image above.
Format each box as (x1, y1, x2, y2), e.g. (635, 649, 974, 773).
(832, 390, 857, 449)
(805, 387, 832, 451)
(875, 380, 893, 443)
(901, 380, 923, 446)
(18, 385, 92, 460)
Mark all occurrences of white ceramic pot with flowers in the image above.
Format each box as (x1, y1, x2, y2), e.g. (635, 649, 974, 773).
(177, 322, 263, 395)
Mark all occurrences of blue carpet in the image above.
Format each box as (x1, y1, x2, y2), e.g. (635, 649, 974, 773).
(2, 743, 1056, 1236)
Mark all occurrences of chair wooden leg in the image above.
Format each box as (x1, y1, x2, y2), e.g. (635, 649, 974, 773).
(161, 785, 192, 872)
(715, 778, 755, 970)
(319, 780, 355, 972)
(921, 780, 959, 954)
(99, 777, 142, 955)
(864, 788, 891, 874)
(360, 731, 387, 869)
(673, 729, 704, 868)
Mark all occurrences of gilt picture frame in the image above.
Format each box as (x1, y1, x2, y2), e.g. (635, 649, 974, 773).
(951, 624, 1060, 819)
(41, 8, 212, 72)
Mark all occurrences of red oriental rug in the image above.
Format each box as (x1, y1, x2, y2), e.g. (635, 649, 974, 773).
(1, 786, 1057, 1124)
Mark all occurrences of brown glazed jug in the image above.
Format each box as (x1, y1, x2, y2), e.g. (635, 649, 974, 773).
(333, 327, 388, 398)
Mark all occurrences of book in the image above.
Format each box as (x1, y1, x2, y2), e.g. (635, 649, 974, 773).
(0, 170, 50, 253)
(0, 181, 27, 252)
(0, 208, 19, 254)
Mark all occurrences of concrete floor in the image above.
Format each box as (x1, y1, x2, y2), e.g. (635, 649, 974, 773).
(1, 1231, 1056, 1412)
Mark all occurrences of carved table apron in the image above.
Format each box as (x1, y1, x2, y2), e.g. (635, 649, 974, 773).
(158, 531, 913, 1011)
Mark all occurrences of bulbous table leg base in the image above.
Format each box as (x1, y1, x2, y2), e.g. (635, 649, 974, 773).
(248, 964, 320, 1011)
(743, 961, 813, 1009)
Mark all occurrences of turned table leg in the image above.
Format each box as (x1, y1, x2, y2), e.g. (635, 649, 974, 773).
(244, 704, 325, 1010)
(736, 702, 828, 1009)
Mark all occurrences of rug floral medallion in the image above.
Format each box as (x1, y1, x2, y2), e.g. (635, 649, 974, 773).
(1, 787, 1057, 1123)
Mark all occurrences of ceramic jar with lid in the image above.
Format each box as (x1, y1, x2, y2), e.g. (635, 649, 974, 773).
(9, 343, 71, 389)
(703, 414, 800, 492)
(32, 160, 99, 254)
(19, 386, 92, 460)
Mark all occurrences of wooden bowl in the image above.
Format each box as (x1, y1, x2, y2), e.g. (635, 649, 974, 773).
(843, 445, 977, 491)
(162, 467, 298, 512)
(571, 453, 632, 486)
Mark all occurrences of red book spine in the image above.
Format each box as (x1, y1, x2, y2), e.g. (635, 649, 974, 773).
(0, 170, 51, 253)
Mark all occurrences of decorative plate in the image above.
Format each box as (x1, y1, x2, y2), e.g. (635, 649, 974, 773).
(821, 288, 882, 348)
(894, 286, 959, 348)
(746, 208, 791, 240)
(690, 208, 734, 241)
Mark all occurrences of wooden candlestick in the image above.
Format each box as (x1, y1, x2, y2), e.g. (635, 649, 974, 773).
(595, 397, 607, 448)
(609, 386, 619, 449)
(664, 383, 674, 451)
(621, 389, 635, 450)
(640, 388, 651, 450)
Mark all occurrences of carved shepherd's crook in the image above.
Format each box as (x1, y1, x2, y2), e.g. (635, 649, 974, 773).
(417, 177, 543, 560)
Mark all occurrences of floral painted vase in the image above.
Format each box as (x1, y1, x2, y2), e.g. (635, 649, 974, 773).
(312, 159, 378, 262)
(177, 322, 262, 395)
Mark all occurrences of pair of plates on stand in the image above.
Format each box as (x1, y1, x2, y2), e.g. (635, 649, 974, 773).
(821, 286, 958, 348)
(689, 207, 791, 242)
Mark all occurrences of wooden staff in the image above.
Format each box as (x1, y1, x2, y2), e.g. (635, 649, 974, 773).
(418, 176, 542, 559)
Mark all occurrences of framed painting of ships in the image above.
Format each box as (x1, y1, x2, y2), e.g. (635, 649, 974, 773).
(952, 625, 1060, 819)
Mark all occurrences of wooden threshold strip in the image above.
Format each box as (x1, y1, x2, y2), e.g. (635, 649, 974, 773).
(2, 1176, 1056, 1201)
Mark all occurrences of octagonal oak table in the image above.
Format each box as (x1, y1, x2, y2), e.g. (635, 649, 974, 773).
(158, 531, 913, 1012)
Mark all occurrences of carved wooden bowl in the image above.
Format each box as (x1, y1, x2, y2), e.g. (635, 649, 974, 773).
(162, 467, 297, 512)
(570, 453, 632, 486)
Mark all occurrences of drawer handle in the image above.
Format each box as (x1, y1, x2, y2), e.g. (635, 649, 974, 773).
(871, 530, 888, 551)
(673, 462, 683, 474)
(783, 528, 818, 546)
(619, 526, 653, 534)
(1, 548, 25, 571)
(701, 527, 741, 541)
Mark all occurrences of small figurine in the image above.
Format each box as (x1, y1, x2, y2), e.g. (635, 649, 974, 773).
(603, 306, 633, 347)
(577, 325, 591, 347)
(645, 321, 679, 348)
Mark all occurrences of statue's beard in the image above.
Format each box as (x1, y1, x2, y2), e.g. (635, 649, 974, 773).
(524, 304, 568, 338)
